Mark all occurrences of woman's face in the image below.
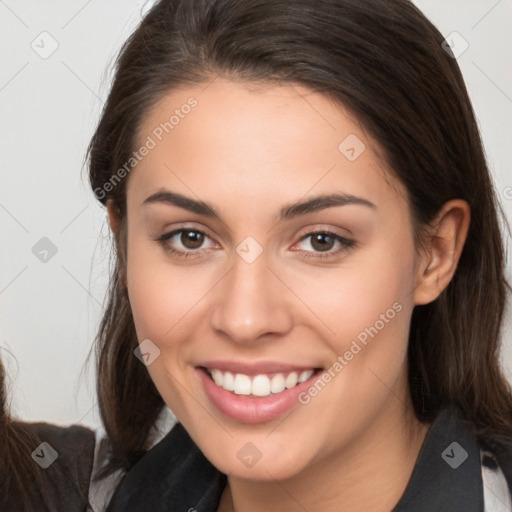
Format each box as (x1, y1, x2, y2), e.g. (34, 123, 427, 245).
(122, 78, 426, 480)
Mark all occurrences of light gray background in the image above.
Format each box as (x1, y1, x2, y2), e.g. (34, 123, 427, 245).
(0, 0, 511, 429)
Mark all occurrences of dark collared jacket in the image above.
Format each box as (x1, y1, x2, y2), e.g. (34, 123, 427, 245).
(105, 406, 512, 512)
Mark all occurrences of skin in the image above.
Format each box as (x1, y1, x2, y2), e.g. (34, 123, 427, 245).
(107, 77, 470, 512)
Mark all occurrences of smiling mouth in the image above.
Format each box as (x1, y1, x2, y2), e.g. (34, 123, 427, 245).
(199, 366, 323, 397)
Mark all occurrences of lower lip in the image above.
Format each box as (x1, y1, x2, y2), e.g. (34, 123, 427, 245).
(196, 367, 320, 424)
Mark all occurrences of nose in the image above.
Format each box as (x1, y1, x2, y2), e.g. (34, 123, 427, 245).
(209, 249, 294, 345)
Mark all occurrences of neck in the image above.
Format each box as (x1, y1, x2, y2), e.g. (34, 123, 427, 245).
(218, 398, 431, 512)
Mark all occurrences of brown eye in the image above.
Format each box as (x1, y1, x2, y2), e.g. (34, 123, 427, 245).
(155, 227, 217, 259)
(310, 232, 336, 252)
(293, 230, 356, 260)
(181, 230, 205, 249)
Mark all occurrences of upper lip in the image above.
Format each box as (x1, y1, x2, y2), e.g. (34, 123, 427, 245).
(196, 360, 321, 376)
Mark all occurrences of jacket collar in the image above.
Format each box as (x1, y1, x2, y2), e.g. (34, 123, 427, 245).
(392, 405, 483, 511)
(107, 405, 484, 511)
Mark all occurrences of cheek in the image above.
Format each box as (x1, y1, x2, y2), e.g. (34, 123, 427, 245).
(284, 231, 417, 410)
(124, 236, 210, 415)
(125, 231, 212, 342)
(284, 238, 415, 347)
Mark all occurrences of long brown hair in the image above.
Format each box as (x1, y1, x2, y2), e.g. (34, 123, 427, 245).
(87, 0, 512, 475)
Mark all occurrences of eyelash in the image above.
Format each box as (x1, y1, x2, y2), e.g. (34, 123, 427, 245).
(154, 228, 356, 261)
(298, 230, 356, 260)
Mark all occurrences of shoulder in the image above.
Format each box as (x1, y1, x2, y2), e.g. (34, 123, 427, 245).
(448, 404, 512, 511)
(445, 406, 512, 511)
(90, 407, 178, 512)
(26, 422, 96, 507)
(104, 418, 226, 512)
(30, 421, 96, 469)
(393, 405, 512, 511)
(29, 421, 96, 457)
(1, 421, 96, 511)
(480, 445, 512, 511)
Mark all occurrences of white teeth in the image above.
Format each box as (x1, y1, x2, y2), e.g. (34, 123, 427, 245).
(223, 371, 234, 391)
(270, 374, 285, 393)
(285, 371, 298, 389)
(211, 369, 223, 387)
(233, 373, 252, 395)
(252, 375, 271, 397)
(298, 369, 314, 383)
(208, 368, 315, 396)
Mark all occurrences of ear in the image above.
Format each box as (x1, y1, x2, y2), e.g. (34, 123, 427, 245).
(413, 199, 470, 305)
(106, 199, 129, 287)
(106, 199, 121, 238)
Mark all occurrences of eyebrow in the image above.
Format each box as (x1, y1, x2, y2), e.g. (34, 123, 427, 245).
(142, 189, 377, 222)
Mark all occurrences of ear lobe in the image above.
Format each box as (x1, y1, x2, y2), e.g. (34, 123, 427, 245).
(106, 199, 121, 238)
(413, 199, 470, 306)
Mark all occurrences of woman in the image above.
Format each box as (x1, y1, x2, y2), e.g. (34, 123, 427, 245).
(87, 0, 512, 510)
(0, 357, 95, 511)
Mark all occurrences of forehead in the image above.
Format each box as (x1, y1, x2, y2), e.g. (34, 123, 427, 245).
(127, 77, 407, 212)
